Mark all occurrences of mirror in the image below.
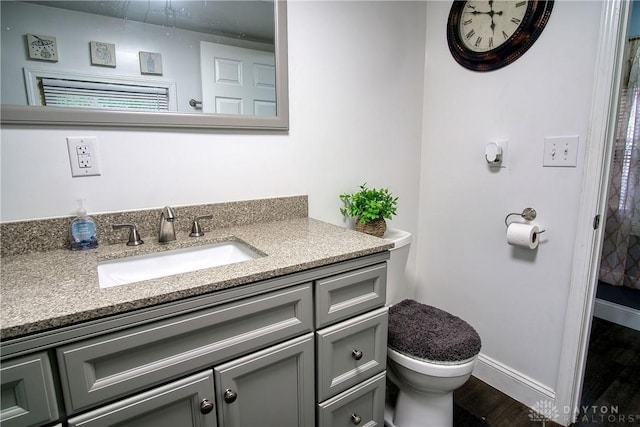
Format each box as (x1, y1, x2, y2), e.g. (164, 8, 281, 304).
(0, 0, 288, 130)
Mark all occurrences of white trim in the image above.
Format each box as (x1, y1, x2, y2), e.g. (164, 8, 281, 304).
(473, 353, 555, 407)
(594, 299, 640, 332)
(554, 1, 631, 425)
(23, 67, 178, 111)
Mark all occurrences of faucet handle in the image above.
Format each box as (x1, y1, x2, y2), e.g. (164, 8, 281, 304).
(190, 214, 213, 237)
(112, 223, 144, 246)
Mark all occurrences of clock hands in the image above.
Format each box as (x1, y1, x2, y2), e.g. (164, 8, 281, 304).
(468, 1, 504, 35)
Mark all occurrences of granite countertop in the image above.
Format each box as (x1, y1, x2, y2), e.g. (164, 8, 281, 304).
(1, 218, 392, 340)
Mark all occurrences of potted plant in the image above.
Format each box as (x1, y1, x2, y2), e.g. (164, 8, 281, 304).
(339, 183, 398, 237)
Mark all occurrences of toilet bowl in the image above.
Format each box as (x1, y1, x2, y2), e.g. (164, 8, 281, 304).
(383, 229, 481, 427)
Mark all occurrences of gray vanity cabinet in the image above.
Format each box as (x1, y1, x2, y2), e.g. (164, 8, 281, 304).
(0, 252, 390, 427)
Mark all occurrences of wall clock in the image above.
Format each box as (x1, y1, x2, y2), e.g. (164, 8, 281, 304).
(447, 1, 553, 72)
(26, 34, 59, 62)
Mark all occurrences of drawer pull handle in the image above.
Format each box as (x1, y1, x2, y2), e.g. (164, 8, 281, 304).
(200, 399, 214, 414)
(352, 349, 363, 360)
(351, 413, 362, 425)
(224, 389, 238, 403)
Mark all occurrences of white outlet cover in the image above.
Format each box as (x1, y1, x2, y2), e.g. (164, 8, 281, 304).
(66, 137, 102, 177)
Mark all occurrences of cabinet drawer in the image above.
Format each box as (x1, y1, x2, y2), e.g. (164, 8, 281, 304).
(316, 307, 387, 401)
(0, 351, 59, 427)
(58, 283, 312, 414)
(317, 371, 385, 427)
(315, 263, 386, 328)
(68, 370, 216, 427)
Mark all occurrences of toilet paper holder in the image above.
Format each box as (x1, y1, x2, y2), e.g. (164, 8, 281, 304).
(505, 208, 546, 234)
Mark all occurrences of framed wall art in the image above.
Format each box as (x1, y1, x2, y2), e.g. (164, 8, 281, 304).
(139, 51, 162, 75)
(90, 41, 116, 67)
(26, 34, 58, 62)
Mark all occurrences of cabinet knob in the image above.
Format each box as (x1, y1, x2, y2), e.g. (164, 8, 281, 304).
(351, 349, 363, 360)
(351, 413, 362, 425)
(200, 399, 214, 414)
(224, 388, 238, 403)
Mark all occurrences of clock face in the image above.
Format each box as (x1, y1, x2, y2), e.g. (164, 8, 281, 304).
(27, 34, 58, 62)
(459, 1, 528, 53)
(447, 0, 554, 72)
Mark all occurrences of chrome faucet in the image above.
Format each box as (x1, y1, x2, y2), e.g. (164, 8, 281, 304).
(158, 206, 177, 243)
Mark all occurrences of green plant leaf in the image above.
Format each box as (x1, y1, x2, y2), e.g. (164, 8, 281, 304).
(338, 183, 398, 224)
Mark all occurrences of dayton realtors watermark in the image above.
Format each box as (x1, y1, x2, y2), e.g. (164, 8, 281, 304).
(528, 400, 639, 425)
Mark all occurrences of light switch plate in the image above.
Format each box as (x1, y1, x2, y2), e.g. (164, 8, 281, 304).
(66, 137, 102, 177)
(543, 136, 579, 167)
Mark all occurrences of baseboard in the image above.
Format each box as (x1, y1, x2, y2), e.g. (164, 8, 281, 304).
(473, 353, 556, 416)
(593, 298, 640, 331)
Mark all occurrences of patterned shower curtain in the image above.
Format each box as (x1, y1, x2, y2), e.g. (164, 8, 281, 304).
(599, 37, 640, 290)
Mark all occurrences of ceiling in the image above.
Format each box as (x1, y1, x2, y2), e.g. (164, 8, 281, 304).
(25, 0, 275, 44)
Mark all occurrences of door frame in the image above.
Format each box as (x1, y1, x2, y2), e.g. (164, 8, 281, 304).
(555, 0, 631, 424)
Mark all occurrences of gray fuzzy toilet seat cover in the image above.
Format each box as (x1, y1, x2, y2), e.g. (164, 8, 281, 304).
(388, 299, 481, 363)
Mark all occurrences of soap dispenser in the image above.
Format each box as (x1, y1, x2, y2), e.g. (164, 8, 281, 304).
(70, 200, 98, 250)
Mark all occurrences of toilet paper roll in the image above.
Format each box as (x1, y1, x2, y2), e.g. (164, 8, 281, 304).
(506, 223, 540, 249)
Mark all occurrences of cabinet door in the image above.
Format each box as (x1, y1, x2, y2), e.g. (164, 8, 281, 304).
(0, 352, 59, 427)
(67, 370, 216, 427)
(214, 333, 314, 427)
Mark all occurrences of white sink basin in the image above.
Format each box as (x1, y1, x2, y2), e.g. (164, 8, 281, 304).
(98, 241, 261, 288)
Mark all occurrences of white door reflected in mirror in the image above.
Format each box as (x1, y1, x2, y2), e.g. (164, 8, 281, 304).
(200, 42, 276, 116)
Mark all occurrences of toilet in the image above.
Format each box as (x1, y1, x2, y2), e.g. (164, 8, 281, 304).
(383, 229, 481, 427)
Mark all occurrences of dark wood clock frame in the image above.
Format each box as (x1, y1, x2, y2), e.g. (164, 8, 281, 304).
(447, 0, 554, 72)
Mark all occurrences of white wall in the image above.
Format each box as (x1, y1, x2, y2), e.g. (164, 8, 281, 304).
(0, 0, 425, 241)
(418, 0, 603, 407)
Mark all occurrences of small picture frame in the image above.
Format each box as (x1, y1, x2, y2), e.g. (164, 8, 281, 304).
(26, 34, 59, 62)
(90, 41, 116, 67)
(139, 51, 163, 75)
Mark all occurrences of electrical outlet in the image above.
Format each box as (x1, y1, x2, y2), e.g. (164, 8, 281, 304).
(66, 137, 102, 177)
(543, 136, 579, 167)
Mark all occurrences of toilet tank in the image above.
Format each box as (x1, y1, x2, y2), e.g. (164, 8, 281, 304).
(383, 229, 412, 306)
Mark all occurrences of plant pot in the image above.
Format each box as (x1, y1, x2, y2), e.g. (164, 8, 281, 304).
(355, 218, 387, 238)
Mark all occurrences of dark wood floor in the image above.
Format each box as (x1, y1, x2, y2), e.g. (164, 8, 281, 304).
(573, 317, 640, 426)
(454, 376, 560, 426)
(454, 317, 640, 426)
